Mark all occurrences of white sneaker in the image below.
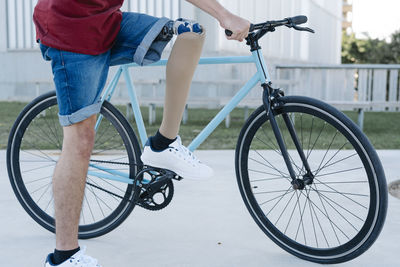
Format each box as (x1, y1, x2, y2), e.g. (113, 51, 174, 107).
(140, 135, 214, 180)
(44, 246, 101, 267)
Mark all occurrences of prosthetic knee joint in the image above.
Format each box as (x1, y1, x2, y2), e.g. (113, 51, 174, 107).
(156, 18, 204, 42)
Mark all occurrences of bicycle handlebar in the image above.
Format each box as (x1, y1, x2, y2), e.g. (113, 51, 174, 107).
(288, 15, 307, 25)
(225, 15, 314, 37)
(225, 24, 255, 37)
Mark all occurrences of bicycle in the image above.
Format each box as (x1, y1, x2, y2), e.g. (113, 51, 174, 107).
(7, 15, 388, 264)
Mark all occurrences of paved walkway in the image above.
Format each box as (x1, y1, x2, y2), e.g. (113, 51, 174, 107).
(0, 150, 399, 267)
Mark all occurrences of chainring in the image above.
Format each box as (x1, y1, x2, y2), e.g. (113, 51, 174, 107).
(137, 167, 178, 211)
(138, 179, 174, 211)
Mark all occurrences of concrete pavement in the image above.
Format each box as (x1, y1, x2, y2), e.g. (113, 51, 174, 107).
(0, 150, 399, 267)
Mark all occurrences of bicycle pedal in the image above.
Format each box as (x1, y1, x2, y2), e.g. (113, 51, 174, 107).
(143, 165, 183, 181)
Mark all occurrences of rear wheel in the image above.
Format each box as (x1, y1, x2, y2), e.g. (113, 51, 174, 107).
(7, 91, 142, 239)
(235, 96, 387, 263)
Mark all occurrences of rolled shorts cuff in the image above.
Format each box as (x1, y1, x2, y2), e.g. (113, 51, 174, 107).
(134, 17, 172, 66)
(58, 101, 102, 127)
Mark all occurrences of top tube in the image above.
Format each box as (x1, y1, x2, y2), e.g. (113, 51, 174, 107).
(123, 56, 255, 68)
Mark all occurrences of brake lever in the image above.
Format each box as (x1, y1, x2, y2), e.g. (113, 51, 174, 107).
(291, 25, 315, 33)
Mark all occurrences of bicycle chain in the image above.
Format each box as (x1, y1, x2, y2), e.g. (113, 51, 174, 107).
(90, 159, 137, 166)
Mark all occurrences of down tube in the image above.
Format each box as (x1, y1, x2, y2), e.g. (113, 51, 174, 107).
(188, 73, 260, 151)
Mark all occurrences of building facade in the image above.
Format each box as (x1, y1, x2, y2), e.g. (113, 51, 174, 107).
(342, 0, 353, 34)
(0, 0, 343, 101)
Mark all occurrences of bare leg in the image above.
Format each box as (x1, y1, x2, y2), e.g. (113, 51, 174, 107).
(53, 115, 96, 250)
(159, 30, 205, 139)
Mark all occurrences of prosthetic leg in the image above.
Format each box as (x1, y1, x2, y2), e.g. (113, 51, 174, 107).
(140, 20, 213, 181)
(158, 22, 206, 139)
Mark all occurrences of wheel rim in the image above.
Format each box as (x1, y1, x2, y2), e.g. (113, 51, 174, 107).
(9, 95, 138, 236)
(237, 104, 379, 259)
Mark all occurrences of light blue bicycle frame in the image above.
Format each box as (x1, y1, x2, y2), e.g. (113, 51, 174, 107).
(88, 49, 271, 184)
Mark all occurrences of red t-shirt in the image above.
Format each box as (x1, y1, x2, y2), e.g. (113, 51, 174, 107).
(33, 0, 123, 55)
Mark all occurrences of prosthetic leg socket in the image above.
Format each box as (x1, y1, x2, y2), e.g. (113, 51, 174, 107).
(159, 29, 206, 139)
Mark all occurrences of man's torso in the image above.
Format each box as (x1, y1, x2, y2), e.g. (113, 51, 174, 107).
(33, 0, 124, 55)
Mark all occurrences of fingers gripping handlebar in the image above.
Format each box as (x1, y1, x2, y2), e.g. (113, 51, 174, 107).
(225, 24, 255, 37)
(225, 15, 314, 37)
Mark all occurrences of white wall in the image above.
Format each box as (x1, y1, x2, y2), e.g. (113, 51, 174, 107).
(0, 0, 343, 101)
(193, 0, 343, 64)
(0, 1, 7, 52)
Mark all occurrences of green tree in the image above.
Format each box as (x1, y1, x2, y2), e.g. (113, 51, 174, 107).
(341, 30, 400, 64)
(389, 30, 400, 63)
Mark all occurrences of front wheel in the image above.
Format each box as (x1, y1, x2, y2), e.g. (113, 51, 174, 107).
(235, 96, 387, 264)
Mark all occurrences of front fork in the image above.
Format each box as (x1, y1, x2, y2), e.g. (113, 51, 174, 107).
(261, 83, 314, 190)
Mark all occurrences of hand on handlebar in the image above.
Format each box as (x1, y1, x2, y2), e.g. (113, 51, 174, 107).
(219, 12, 250, 42)
(225, 15, 315, 42)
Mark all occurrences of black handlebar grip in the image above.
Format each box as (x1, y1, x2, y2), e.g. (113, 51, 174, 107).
(225, 29, 233, 36)
(290, 15, 308, 25)
(225, 24, 254, 37)
(249, 23, 255, 32)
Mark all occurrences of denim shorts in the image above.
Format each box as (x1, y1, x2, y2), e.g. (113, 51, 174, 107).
(39, 12, 171, 126)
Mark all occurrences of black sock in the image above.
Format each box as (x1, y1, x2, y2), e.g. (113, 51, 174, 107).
(52, 247, 80, 265)
(150, 130, 176, 151)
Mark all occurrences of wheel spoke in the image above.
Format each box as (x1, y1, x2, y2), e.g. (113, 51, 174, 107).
(259, 189, 294, 206)
(314, 177, 368, 209)
(84, 193, 96, 223)
(311, 188, 364, 228)
(251, 150, 289, 177)
(86, 178, 115, 211)
(295, 187, 310, 244)
(307, 121, 326, 160)
(25, 175, 53, 184)
(22, 163, 55, 174)
(314, 129, 338, 173)
(316, 152, 358, 175)
(250, 176, 289, 182)
(284, 191, 298, 234)
(301, 188, 349, 242)
(36, 181, 52, 204)
(316, 167, 364, 178)
(29, 181, 52, 195)
(310, 188, 366, 222)
(275, 190, 296, 225)
(265, 186, 293, 216)
(307, 188, 319, 247)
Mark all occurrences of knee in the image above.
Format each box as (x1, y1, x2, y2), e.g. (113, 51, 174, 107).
(174, 22, 206, 45)
(64, 117, 96, 159)
(76, 127, 95, 157)
(173, 18, 204, 36)
(157, 18, 206, 42)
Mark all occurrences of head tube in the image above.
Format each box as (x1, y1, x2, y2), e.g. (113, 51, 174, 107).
(252, 49, 271, 84)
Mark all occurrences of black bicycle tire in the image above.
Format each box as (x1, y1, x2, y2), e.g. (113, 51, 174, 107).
(7, 91, 143, 239)
(235, 95, 387, 264)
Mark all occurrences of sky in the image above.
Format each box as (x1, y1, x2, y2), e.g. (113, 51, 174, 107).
(352, 0, 400, 39)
